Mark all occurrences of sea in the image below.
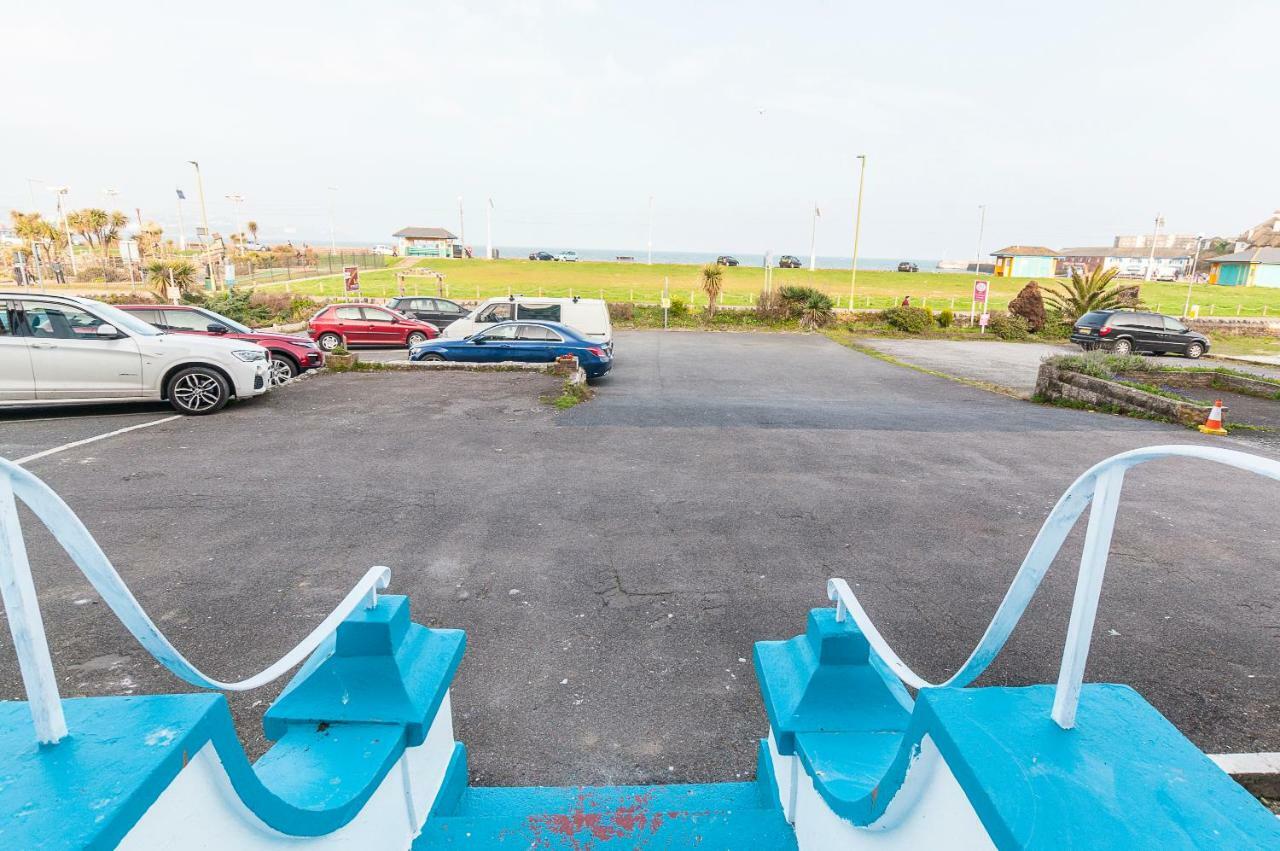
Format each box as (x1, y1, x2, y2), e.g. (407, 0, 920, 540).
(492, 247, 944, 271)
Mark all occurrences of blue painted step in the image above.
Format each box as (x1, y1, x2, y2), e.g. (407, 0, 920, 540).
(415, 782, 797, 849)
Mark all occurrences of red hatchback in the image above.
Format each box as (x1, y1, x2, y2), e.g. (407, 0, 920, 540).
(308, 303, 440, 351)
(118, 303, 324, 384)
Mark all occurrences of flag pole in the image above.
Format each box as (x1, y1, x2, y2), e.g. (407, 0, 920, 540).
(809, 202, 819, 272)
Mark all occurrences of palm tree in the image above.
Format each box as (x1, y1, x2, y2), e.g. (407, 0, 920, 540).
(246, 221, 259, 245)
(1044, 266, 1137, 322)
(145, 259, 197, 300)
(700, 263, 724, 317)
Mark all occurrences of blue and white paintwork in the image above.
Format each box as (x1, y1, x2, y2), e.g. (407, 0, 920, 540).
(1, 448, 1278, 849)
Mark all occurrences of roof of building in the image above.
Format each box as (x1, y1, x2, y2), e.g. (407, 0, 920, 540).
(1059, 246, 1192, 259)
(1239, 210, 1280, 248)
(991, 245, 1060, 257)
(1208, 247, 1280, 265)
(392, 227, 457, 240)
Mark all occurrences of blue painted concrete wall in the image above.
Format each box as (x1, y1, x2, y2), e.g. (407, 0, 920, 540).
(1255, 262, 1280, 287)
(1011, 255, 1057, 277)
(1216, 262, 1251, 286)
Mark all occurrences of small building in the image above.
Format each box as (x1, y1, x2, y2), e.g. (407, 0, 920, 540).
(393, 227, 458, 258)
(1208, 247, 1280, 287)
(991, 246, 1060, 278)
(1057, 247, 1193, 280)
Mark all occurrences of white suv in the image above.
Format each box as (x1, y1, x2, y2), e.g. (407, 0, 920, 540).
(0, 293, 272, 415)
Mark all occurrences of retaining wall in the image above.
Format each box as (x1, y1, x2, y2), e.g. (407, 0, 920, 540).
(1034, 363, 1209, 426)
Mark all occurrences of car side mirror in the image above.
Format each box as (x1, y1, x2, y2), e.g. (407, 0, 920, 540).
(207, 323, 229, 334)
(96, 323, 119, 338)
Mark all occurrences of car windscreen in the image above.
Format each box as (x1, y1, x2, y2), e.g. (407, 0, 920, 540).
(1076, 311, 1110, 327)
(79, 299, 163, 336)
(517, 303, 562, 321)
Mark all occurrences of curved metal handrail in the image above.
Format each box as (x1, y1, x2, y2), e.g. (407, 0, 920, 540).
(0, 457, 391, 744)
(827, 444, 1280, 729)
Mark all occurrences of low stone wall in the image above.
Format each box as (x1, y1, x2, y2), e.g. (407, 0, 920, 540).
(1122, 369, 1280, 399)
(1187, 317, 1280, 337)
(1034, 363, 1209, 426)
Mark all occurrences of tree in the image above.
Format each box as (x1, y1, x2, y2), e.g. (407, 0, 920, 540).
(9, 211, 64, 263)
(700, 263, 724, 317)
(66, 208, 127, 267)
(246, 221, 259, 245)
(145, 259, 198, 300)
(1043, 266, 1138, 322)
(797, 289, 835, 330)
(136, 221, 164, 260)
(1007, 280, 1047, 331)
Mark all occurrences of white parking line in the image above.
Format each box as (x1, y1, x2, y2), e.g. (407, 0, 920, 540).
(14, 416, 182, 466)
(1209, 752, 1280, 775)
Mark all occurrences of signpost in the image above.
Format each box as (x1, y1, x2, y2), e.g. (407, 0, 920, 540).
(662, 275, 671, 329)
(971, 279, 989, 329)
(344, 266, 360, 296)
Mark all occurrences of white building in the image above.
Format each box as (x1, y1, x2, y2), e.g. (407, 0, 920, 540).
(1057, 246, 1193, 280)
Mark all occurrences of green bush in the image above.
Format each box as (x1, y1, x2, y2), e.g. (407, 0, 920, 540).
(798, 290, 835, 329)
(987, 313, 1029, 340)
(754, 289, 788, 322)
(880, 306, 934, 333)
(1047, 352, 1154, 379)
(608, 302, 635, 321)
(1035, 320, 1072, 340)
(669, 295, 688, 318)
(936, 308, 954, 328)
(778, 285, 828, 318)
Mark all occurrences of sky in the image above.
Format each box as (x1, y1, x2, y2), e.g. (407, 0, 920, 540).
(3, 1, 1278, 260)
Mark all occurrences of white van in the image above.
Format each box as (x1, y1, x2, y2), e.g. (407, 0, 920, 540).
(442, 297, 612, 347)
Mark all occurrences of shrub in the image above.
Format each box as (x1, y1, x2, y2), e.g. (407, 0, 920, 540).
(754, 288, 788, 322)
(145, 259, 199, 300)
(700, 263, 724, 317)
(798, 290, 835, 329)
(76, 264, 125, 282)
(1047, 352, 1154, 379)
(608, 302, 635, 322)
(1007, 281, 1047, 331)
(936, 308, 954, 328)
(669, 295, 688, 318)
(1035, 319, 1072, 340)
(987, 313, 1029, 340)
(881, 306, 934, 333)
(778, 285, 828, 318)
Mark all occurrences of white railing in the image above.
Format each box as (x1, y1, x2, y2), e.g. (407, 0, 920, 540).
(828, 444, 1280, 729)
(0, 457, 391, 745)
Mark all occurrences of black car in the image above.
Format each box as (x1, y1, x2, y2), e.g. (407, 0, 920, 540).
(528, 251, 554, 261)
(716, 255, 739, 266)
(1070, 310, 1209, 359)
(897, 261, 919, 272)
(387, 296, 470, 332)
(778, 255, 802, 268)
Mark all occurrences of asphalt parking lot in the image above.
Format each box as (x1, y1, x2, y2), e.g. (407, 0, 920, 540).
(1, 330, 1277, 788)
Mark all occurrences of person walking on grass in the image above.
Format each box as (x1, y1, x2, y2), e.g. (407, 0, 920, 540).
(901, 295, 911, 307)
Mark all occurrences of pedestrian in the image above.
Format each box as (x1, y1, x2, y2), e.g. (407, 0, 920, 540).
(12, 263, 25, 286)
(51, 260, 66, 285)
(901, 295, 911, 307)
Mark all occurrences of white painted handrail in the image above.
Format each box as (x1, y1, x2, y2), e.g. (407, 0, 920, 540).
(0, 457, 391, 744)
(828, 445, 1280, 729)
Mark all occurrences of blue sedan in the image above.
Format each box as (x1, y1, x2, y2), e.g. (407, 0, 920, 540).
(408, 320, 613, 378)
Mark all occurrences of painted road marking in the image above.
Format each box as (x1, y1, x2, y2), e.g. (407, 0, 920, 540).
(14, 416, 182, 466)
(1209, 752, 1280, 775)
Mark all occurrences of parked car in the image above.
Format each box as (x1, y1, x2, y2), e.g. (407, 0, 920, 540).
(1070, 310, 1209, 358)
(0, 293, 271, 414)
(528, 251, 555, 261)
(716, 256, 739, 267)
(409, 321, 613, 378)
(372, 244, 396, 256)
(555, 251, 579, 262)
(385, 296, 470, 333)
(897, 261, 919, 272)
(118, 304, 323, 385)
(242, 241, 269, 253)
(307, 304, 440, 351)
(440, 296, 613, 351)
(778, 255, 802, 268)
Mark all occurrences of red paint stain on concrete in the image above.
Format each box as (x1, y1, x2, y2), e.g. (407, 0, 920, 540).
(525, 790, 708, 849)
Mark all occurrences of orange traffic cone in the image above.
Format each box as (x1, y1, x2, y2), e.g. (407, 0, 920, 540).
(1198, 399, 1228, 435)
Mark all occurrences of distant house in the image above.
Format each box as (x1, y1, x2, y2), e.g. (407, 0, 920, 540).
(1057, 246, 1193, 280)
(991, 246, 1059, 278)
(1208, 247, 1280, 287)
(1238, 210, 1280, 248)
(393, 227, 458, 258)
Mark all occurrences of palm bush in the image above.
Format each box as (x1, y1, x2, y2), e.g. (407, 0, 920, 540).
(700, 263, 724, 317)
(145, 259, 198, 299)
(798, 290, 835, 329)
(1044, 267, 1138, 322)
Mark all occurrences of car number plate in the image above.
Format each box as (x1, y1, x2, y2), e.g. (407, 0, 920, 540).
(1077, 328, 1090, 334)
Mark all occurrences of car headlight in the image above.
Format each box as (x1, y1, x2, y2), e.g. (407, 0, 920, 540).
(232, 349, 268, 362)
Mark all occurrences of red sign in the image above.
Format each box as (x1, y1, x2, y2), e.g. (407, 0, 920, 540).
(344, 266, 360, 294)
(973, 279, 989, 303)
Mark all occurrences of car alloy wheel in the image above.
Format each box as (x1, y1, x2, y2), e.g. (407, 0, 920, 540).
(1112, 339, 1132, 355)
(318, 333, 343, 351)
(268, 355, 297, 385)
(1186, 342, 1203, 359)
(421, 353, 446, 361)
(168, 368, 229, 415)
(406, 331, 428, 347)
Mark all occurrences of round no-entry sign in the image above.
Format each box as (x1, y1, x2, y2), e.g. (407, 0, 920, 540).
(973, 279, 989, 302)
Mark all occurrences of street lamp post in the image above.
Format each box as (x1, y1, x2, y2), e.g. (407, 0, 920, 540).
(972, 204, 987, 326)
(25, 178, 43, 211)
(848, 155, 867, 310)
(48, 186, 77, 276)
(647, 196, 654, 265)
(1144, 214, 1165, 282)
(188, 161, 215, 290)
(225, 193, 245, 255)
(485, 198, 494, 261)
(809, 202, 820, 272)
(175, 189, 188, 251)
(457, 196, 465, 246)
(327, 186, 338, 260)
(1183, 232, 1205, 318)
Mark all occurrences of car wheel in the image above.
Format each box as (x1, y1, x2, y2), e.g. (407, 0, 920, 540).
(268, 354, 297, 385)
(1111, 338, 1133, 355)
(317, 332, 343, 351)
(406, 331, 428, 347)
(420, 353, 446, 362)
(1185, 342, 1204, 359)
(167, 367, 230, 415)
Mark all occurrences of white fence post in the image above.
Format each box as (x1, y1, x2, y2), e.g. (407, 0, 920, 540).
(0, 476, 67, 744)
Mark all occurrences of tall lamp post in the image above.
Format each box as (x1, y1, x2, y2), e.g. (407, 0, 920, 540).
(457, 196, 465, 245)
(49, 186, 77, 276)
(848, 155, 867, 310)
(188, 161, 215, 290)
(809, 202, 820, 272)
(225, 193, 245, 254)
(327, 186, 338, 259)
(485, 198, 494, 261)
(25, 177, 43, 211)
(647, 195, 654, 265)
(1144, 213, 1165, 282)
(1183, 232, 1205, 318)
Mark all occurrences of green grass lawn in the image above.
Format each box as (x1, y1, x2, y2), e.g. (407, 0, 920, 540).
(253, 257, 1280, 315)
